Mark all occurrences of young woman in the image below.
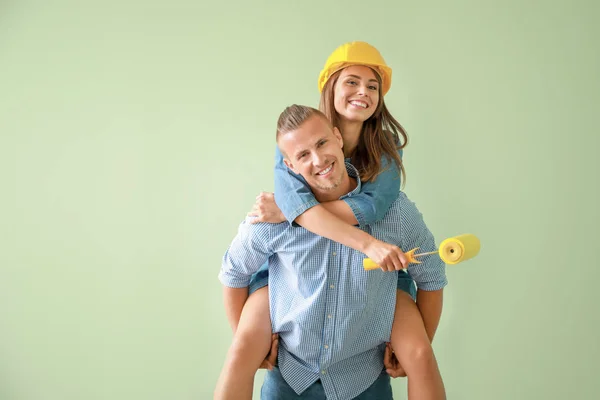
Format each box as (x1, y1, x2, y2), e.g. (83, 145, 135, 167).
(215, 42, 446, 400)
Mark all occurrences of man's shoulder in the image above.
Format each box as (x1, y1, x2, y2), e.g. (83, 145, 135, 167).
(233, 217, 320, 255)
(378, 191, 422, 222)
(236, 217, 287, 240)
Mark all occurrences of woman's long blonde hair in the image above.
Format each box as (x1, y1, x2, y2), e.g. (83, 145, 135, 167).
(319, 68, 408, 185)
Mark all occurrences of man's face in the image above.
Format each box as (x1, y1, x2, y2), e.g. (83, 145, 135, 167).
(279, 115, 346, 193)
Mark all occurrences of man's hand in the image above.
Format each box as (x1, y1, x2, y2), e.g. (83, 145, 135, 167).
(364, 239, 409, 271)
(248, 192, 286, 224)
(259, 333, 279, 370)
(384, 342, 406, 378)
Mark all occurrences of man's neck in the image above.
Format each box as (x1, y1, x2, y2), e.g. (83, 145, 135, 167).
(313, 174, 357, 203)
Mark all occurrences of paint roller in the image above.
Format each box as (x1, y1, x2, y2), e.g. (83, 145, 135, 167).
(363, 233, 481, 270)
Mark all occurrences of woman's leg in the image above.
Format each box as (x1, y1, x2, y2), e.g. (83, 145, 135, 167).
(389, 290, 446, 400)
(214, 286, 273, 400)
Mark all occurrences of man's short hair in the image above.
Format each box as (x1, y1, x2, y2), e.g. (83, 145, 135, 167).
(276, 104, 332, 143)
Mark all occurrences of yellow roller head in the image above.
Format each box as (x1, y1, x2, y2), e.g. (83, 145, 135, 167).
(438, 234, 480, 264)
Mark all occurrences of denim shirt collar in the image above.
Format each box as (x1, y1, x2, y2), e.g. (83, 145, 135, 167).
(340, 161, 362, 200)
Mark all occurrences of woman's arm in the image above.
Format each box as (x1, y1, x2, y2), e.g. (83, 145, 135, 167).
(250, 192, 357, 226)
(281, 152, 403, 226)
(343, 152, 402, 226)
(249, 148, 408, 269)
(262, 147, 402, 226)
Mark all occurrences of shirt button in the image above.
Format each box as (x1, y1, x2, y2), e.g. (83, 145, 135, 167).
(329, 284, 334, 289)
(324, 345, 329, 349)
(327, 314, 332, 319)
(322, 370, 327, 375)
(332, 251, 337, 256)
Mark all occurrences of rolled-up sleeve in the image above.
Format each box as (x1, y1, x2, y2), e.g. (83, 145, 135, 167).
(342, 151, 402, 226)
(218, 219, 274, 288)
(400, 194, 448, 291)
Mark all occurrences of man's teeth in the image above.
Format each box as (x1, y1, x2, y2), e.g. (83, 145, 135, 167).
(317, 164, 333, 175)
(350, 101, 367, 108)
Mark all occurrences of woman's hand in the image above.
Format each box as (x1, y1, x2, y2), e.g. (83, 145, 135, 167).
(384, 342, 407, 378)
(258, 333, 279, 370)
(248, 192, 286, 224)
(363, 238, 409, 271)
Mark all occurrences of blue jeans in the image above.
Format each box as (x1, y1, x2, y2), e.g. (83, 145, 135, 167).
(260, 367, 392, 399)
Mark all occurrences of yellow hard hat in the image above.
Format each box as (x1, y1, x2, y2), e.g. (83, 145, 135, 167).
(318, 41, 392, 95)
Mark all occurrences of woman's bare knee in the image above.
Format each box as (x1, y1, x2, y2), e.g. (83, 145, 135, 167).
(401, 340, 436, 373)
(232, 322, 271, 354)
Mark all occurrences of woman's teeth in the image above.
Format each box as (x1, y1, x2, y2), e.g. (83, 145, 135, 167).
(350, 100, 368, 108)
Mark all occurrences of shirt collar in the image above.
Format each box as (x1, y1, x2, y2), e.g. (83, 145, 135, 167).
(340, 161, 362, 199)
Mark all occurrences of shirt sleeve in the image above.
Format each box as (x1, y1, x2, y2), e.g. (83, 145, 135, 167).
(218, 219, 274, 288)
(342, 149, 402, 227)
(399, 193, 448, 291)
(273, 145, 319, 225)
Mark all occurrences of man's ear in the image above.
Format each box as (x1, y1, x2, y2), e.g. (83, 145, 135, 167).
(332, 127, 343, 148)
(283, 158, 297, 174)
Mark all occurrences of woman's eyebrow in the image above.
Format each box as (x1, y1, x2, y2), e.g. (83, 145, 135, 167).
(346, 74, 378, 83)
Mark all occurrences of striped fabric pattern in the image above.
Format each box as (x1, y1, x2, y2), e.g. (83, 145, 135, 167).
(219, 163, 447, 400)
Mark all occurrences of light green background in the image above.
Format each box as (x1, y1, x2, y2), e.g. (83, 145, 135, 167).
(1, 1, 599, 399)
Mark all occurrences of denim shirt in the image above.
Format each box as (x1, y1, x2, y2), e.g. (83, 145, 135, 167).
(269, 145, 413, 297)
(273, 145, 403, 227)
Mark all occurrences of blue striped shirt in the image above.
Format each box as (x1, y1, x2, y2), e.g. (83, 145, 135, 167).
(219, 163, 447, 400)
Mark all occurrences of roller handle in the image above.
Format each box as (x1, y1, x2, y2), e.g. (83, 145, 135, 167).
(363, 250, 438, 270)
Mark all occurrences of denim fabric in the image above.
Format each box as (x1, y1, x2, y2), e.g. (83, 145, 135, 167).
(261, 367, 392, 400)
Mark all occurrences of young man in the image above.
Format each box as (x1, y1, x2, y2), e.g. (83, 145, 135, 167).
(218, 105, 447, 399)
